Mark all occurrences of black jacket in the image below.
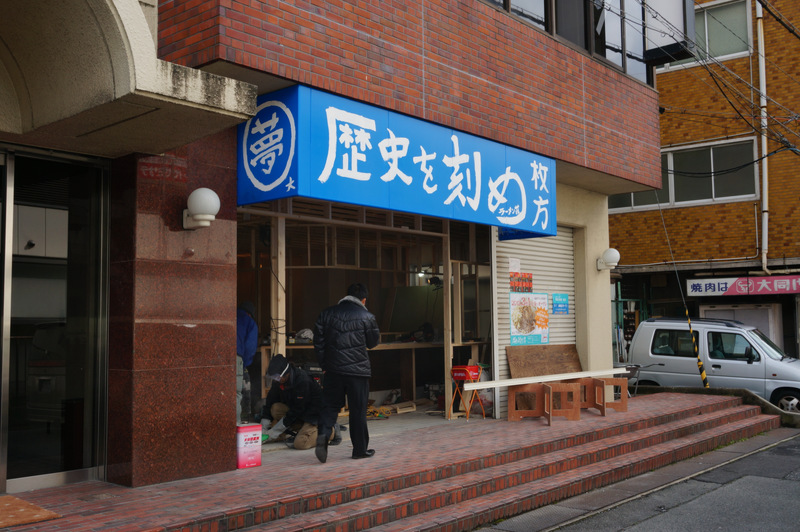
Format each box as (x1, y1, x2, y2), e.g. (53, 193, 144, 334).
(263, 366, 323, 426)
(313, 297, 380, 377)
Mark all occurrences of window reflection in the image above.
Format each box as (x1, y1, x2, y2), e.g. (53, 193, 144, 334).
(6, 155, 105, 481)
(505, 0, 649, 83)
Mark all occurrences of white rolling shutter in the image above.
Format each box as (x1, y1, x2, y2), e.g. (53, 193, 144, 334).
(491, 226, 576, 417)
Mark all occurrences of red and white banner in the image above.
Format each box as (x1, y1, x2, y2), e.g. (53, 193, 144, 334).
(688, 275, 800, 296)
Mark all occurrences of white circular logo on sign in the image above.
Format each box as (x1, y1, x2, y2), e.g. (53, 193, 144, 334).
(241, 100, 296, 192)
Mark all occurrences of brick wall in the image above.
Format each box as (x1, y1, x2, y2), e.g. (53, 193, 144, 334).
(610, 201, 761, 266)
(611, 0, 800, 265)
(158, 0, 660, 188)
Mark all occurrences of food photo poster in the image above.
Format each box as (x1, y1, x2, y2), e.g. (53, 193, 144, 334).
(508, 268, 549, 345)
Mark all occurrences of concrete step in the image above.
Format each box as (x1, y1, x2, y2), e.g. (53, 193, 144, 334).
(247, 400, 777, 531)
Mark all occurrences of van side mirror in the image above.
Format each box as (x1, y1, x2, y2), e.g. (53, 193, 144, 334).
(745, 347, 755, 364)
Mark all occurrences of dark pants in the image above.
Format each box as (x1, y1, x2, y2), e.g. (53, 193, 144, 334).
(319, 372, 370, 455)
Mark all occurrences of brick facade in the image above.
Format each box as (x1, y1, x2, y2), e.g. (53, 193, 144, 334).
(610, 0, 800, 266)
(158, 0, 660, 188)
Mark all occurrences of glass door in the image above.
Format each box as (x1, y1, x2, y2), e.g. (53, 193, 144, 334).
(1, 150, 107, 492)
(0, 152, 9, 492)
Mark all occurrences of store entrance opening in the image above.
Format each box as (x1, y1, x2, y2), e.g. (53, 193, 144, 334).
(1, 152, 107, 493)
(236, 204, 493, 419)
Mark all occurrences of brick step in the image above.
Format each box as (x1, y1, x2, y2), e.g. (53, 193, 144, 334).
(247, 405, 772, 531)
(244, 395, 749, 526)
(198, 396, 744, 531)
(368, 414, 780, 532)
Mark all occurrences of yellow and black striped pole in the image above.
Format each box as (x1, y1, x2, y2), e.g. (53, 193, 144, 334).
(686, 309, 709, 388)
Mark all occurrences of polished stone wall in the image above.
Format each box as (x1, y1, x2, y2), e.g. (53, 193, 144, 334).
(107, 129, 239, 486)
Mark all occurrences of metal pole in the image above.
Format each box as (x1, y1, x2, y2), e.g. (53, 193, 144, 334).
(686, 309, 709, 388)
(0, 152, 14, 491)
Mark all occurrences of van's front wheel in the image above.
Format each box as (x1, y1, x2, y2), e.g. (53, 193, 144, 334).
(773, 390, 800, 412)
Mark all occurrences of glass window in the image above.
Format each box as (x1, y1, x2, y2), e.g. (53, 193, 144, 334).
(608, 193, 632, 209)
(632, 188, 662, 206)
(609, 154, 667, 209)
(651, 329, 699, 358)
(634, 155, 668, 206)
(673, 148, 712, 202)
(609, 140, 757, 210)
(707, 1, 749, 57)
(5, 154, 106, 482)
(511, 0, 547, 30)
(708, 331, 759, 361)
(503, 0, 649, 83)
(671, 0, 748, 66)
(713, 143, 757, 198)
(594, 0, 624, 68)
(556, 0, 587, 48)
(625, 0, 647, 82)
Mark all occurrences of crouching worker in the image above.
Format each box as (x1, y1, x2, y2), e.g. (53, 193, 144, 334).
(261, 354, 342, 450)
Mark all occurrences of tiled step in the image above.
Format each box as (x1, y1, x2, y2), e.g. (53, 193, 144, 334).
(276, 397, 744, 520)
(247, 404, 777, 531)
(369, 414, 780, 532)
(243, 395, 747, 525)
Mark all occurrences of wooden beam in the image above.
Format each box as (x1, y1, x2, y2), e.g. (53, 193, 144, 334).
(463, 368, 630, 391)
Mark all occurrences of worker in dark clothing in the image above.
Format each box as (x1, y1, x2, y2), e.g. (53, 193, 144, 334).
(313, 282, 380, 463)
(261, 354, 341, 450)
(236, 301, 258, 424)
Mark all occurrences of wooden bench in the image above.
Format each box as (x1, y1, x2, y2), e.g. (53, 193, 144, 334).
(462, 344, 629, 424)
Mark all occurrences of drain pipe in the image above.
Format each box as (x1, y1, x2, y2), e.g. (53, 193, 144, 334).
(757, 3, 771, 274)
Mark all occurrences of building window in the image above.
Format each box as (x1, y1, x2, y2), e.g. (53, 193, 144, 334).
(609, 139, 757, 210)
(668, 0, 749, 67)
(493, 0, 648, 83)
(556, 0, 587, 48)
(510, 0, 547, 30)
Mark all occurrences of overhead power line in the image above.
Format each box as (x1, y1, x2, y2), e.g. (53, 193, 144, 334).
(756, 0, 800, 42)
(624, 0, 800, 154)
(667, 147, 787, 178)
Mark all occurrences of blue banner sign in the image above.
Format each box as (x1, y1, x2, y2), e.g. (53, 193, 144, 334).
(238, 86, 556, 236)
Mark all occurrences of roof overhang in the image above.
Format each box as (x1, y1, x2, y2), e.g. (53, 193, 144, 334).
(0, 0, 256, 158)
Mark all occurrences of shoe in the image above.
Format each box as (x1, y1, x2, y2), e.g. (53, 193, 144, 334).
(352, 449, 375, 459)
(315, 434, 328, 463)
(330, 423, 342, 446)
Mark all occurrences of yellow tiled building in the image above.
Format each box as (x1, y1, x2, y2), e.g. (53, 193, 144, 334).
(610, 0, 800, 358)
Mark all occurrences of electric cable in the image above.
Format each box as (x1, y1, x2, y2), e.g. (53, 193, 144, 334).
(652, 189, 710, 388)
(756, 0, 800, 43)
(666, 146, 786, 178)
(623, 0, 800, 151)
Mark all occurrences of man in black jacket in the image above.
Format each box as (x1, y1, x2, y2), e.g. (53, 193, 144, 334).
(261, 354, 341, 450)
(313, 282, 380, 463)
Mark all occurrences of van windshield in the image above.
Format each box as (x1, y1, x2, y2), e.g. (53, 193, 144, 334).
(749, 329, 790, 361)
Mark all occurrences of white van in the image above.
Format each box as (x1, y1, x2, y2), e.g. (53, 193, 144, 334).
(627, 317, 800, 412)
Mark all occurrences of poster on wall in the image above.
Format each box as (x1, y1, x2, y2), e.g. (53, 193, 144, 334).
(552, 293, 569, 315)
(509, 271, 532, 292)
(510, 292, 549, 345)
(509, 268, 549, 344)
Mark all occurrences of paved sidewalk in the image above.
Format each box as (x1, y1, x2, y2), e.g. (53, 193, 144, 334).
(477, 427, 800, 531)
(6, 394, 792, 532)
